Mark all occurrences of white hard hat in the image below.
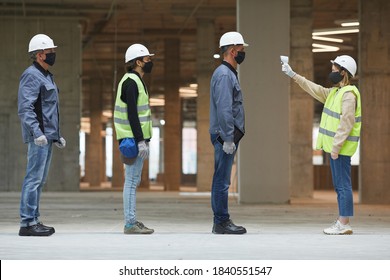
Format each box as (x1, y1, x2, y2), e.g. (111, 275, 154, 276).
(331, 55, 357, 77)
(125, 44, 155, 63)
(219, 31, 248, 48)
(28, 34, 57, 52)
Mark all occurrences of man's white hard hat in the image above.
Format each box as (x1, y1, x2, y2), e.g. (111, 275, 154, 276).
(28, 34, 57, 53)
(331, 55, 357, 77)
(125, 44, 155, 63)
(219, 31, 248, 48)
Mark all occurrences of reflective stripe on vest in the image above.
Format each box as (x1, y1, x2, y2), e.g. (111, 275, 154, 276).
(316, 85, 361, 156)
(113, 73, 152, 140)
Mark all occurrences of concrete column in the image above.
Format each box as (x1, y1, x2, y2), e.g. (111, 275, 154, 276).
(164, 38, 182, 191)
(359, 0, 390, 203)
(196, 17, 215, 191)
(111, 128, 124, 189)
(139, 75, 151, 190)
(238, 0, 290, 203)
(84, 79, 105, 186)
(289, 0, 314, 198)
(0, 18, 80, 191)
(140, 159, 150, 189)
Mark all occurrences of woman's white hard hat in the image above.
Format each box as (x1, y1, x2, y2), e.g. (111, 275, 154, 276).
(125, 44, 155, 63)
(331, 55, 357, 77)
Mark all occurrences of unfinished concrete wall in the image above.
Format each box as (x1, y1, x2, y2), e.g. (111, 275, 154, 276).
(0, 18, 81, 191)
(196, 17, 215, 192)
(289, 0, 314, 198)
(359, 0, 390, 203)
(164, 38, 182, 191)
(238, 0, 290, 203)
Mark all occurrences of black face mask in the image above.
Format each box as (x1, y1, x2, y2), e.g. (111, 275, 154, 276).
(44, 52, 56, 66)
(142, 61, 153, 73)
(329, 71, 343, 84)
(234, 51, 246, 64)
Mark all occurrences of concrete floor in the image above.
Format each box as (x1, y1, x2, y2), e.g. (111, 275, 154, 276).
(1, 190, 390, 260)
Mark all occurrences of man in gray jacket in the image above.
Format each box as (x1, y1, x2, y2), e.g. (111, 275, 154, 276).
(209, 31, 248, 234)
(17, 34, 66, 236)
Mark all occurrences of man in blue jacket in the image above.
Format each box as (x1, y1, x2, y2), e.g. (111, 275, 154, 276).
(17, 34, 66, 236)
(209, 31, 248, 234)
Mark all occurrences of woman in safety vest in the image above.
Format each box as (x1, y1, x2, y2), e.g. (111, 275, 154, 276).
(282, 55, 361, 235)
(114, 44, 154, 234)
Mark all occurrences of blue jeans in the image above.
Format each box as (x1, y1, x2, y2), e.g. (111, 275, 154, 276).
(330, 154, 353, 217)
(20, 141, 53, 227)
(123, 156, 144, 226)
(210, 134, 236, 224)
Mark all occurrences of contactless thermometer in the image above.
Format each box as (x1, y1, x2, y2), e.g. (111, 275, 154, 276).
(280, 55, 289, 64)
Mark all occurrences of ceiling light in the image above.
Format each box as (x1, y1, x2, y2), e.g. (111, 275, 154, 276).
(312, 36, 343, 43)
(334, 19, 359, 27)
(312, 43, 339, 53)
(341, 22, 359, 27)
(312, 28, 359, 36)
(179, 87, 198, 98)
(150, 98, 165, 106)
(102, 110, 112, 118)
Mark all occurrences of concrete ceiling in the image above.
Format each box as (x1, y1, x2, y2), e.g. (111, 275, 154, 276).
(0, 0, 358, 122)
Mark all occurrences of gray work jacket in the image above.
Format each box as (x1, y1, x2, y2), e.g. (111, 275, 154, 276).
(209, 61, 245, 142)
(18, 62, 61, 143)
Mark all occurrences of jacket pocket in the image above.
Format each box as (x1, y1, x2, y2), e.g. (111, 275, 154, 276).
(233, 84, 243, 103)
(42, 83, 57, 104)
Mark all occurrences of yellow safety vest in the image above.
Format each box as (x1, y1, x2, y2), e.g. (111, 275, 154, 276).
(316, 85, 361, 156)
(114, 73, 152, 140)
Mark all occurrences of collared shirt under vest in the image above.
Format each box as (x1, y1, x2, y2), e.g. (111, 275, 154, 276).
(316, 85, 361, 156)
(114, 72, 152, 140)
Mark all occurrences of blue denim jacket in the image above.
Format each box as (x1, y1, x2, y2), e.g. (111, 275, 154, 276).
(209, 62, 245, 142)
(18, 63, 61, 143)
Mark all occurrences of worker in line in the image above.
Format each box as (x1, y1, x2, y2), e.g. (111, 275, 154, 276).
(209, 32, 248, 234)
(282, 55, 361, 235)
(114, 44, 154, 234)
(18, 34, 66, 236)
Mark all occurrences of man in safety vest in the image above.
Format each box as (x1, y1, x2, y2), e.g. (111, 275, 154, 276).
(114, 44, 154, 234)
(282, 55, 361, 235)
